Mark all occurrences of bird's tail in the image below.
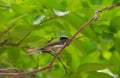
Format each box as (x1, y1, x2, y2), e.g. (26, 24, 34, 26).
(26, 48, 41, 55)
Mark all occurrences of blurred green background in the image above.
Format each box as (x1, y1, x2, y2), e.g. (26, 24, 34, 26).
(0, 0, 120, 78)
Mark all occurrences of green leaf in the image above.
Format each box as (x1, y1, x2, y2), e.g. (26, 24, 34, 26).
(113, 37, 120, 53)
(109, 16, 120, 33)
(101, 32, 114, 42)
(66, 0, 81, 12)
(81, 1, 91, 8)
(113, 0, 120, 4)
(11, 4, 23, 14)
(61, 51, 72, 67)
(6, 13, 27, 26)
(78, 63, 112, 72)
(64, 13, 85, 28)
(80, 51, 100, 63)
(82, 26, 100, 43)
(44, 0, 60, 9)
(0, 47, 6, 55)
(6, 46, 21, 66)
(64, 73, 82, 78)
(90, 0, 102, 5)
(93, 24, 109, 34)
(87, 72, 113, 78)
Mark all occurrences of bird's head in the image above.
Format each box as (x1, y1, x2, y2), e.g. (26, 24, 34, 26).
(59, 36, 69, 42)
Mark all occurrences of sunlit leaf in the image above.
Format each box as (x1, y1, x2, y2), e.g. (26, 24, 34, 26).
(33, 15, 45, 25)
(53, 9, 69, 16)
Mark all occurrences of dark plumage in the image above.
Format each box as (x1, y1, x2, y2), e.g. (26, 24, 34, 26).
(27, 36, 69, 55)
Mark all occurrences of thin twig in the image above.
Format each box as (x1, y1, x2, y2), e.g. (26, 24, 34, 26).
(0, 31, 31, 47)
(0, 40, 8, 46)
(0, 25, 14, 37)
(0, 2, 120, 77)
(48, 53, 67, 71)
(0, 4, 10, 8)
(17, 31, 32, 46)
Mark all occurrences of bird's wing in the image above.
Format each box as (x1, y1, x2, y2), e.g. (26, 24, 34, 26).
(52, 44, 64, 53)
(26, 48, 41, 55)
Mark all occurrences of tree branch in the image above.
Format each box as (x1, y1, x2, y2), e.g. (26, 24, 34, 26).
(0, 68, 21, 73)
(0, 2, 120, 77)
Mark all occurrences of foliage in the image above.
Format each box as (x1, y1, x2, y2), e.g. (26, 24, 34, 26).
(0, 0, 120, 78)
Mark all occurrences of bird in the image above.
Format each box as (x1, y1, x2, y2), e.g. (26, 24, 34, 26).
(26, 36, 69, 55)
